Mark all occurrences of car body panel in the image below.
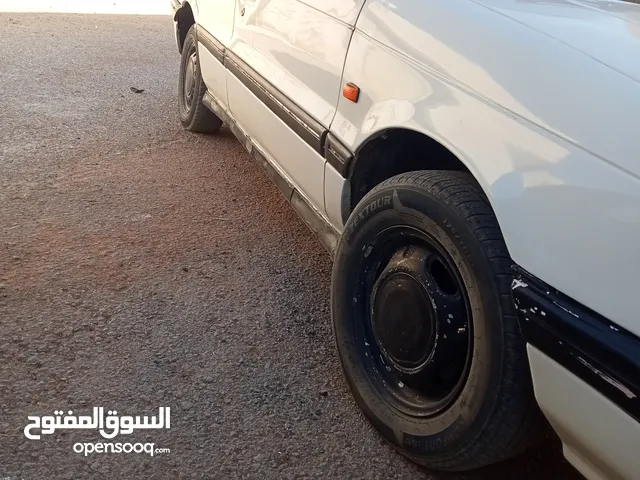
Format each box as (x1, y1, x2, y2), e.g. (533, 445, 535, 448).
(197, 27, 230, 108)
(528, 345, 640, 480)
(355, 0, 640, 179)
(512, 268, 640, 428)
(474, 0, 640, 83)
(225, 68, 329, 212)
(297, 0, 364, 25)
(323, 162, 348, 230)
(233, 0, 361, 127)
(224, 0, 361, 214)
(201, 89, 341, 252)
(195, 0, 235, 47)
(331, 0, 640, 339)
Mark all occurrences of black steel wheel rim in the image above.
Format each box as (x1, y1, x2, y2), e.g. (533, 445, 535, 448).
(353, 225, 473, 417)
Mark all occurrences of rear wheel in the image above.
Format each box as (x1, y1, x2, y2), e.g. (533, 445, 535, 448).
(178, 25, 222, 133)
(331, 171, 543, 471)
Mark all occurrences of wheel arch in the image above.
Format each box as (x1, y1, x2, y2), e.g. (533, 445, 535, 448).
(345, 127, 492, 218)
(174, 1, 196, 54)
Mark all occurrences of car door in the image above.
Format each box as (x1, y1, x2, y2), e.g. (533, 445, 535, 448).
(194, 0, 236, 108)
(225, 0, 365, 217)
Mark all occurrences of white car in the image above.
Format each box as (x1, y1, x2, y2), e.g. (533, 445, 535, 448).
(171, 0, 640, 477)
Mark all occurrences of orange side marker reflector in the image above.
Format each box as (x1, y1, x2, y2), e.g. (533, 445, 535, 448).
(343, 83, 360, 103)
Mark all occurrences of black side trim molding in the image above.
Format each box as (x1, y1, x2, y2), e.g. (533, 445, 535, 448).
(196, 26, 355, 178)
(202, 91, 339, 254)
(225, 51, 325, 154)
(324, 132, 353, 177)
(512, 266, 640, 423)
(196, 26, 225, 64)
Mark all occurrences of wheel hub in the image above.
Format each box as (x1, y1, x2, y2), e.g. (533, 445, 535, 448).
(367, 242, 471, 412)
(371, 271, 435, 371)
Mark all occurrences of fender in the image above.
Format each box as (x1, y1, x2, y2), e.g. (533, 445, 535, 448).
(329, 2, 640, 336)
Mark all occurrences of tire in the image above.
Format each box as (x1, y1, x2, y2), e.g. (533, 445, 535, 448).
(178, 25, 222, 134)
(331, 171, 543, 471)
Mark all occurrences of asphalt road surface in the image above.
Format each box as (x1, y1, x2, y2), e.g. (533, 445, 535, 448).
(0, 13, 583, 480)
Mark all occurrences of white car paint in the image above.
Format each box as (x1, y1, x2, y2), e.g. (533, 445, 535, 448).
(197, 0, 235, 47)
(198, 45, 230, 108)
(323, 162, 347, 229)
(225, 0, 363, 211)
(226, 70, 329, 210)
(239, 0, 359, 126)
(297, 0, 364, 25)
(190, 0, 235, 108)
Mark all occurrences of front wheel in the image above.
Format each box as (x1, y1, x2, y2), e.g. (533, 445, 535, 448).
(331, 171, 543, 471)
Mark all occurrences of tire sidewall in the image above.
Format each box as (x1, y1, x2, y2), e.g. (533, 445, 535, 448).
(178, 27, 199, 125)
(332, 184, 505, 459)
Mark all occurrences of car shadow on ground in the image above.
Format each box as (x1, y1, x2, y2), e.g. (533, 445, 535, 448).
(418, 432, 582, 479)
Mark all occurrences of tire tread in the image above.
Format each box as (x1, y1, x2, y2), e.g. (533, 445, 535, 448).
(355, 170, 545, 470)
